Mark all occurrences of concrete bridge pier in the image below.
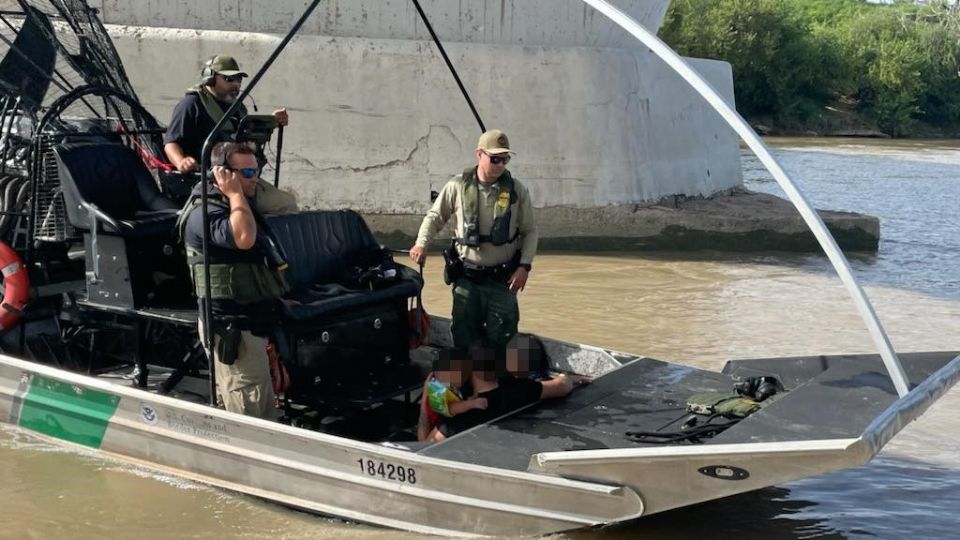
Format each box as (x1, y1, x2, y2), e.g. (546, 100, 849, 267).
(93, 0, 877, 251)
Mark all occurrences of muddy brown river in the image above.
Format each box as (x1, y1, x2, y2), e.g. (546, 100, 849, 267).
(1, 138, 958, 539)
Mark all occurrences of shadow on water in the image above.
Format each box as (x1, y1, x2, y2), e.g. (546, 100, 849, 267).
(564, 452, 960, 540)
(567, 487, 849, 540)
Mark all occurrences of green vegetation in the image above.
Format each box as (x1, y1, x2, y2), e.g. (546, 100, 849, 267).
(659, 0, 960, 136)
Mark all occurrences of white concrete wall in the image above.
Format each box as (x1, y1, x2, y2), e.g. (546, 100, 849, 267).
(109, 25, 742, 213)
(91, 0, 670, 48)
(61, 0, 742, 213)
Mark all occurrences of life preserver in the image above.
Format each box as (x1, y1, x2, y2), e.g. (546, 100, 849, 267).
(0, 242, 28, 331)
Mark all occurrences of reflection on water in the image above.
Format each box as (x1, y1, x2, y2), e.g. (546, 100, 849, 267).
(1, 139, 958, 539)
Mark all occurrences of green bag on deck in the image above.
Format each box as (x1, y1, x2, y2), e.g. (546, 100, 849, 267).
(686, 392, 761, 419)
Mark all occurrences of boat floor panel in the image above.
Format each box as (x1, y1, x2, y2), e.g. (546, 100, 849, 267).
(419, 352, 959, 471)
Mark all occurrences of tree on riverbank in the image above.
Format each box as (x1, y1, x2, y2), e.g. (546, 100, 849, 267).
(659, 0, 960, 137)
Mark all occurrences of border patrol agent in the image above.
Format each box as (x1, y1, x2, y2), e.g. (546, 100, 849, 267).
(179, 142, 290, 418)
(410, 129, 538, 349)
(164, 54, 297, 215)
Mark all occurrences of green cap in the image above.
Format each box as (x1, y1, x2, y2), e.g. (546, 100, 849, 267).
(208, 55, 247, 77)
(477, 129, 514, 154)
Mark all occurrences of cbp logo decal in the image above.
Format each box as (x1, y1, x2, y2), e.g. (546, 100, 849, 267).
(140, 403, 159, 425)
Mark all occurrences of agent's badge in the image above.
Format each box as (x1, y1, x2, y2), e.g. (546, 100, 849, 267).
(497, 192, 510, 209)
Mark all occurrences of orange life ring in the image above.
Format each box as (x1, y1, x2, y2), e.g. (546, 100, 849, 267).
(0, 242, 28, 331)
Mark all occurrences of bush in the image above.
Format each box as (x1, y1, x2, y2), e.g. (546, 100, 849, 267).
(660, 0, 837, 121)
(659, 0, 960, 136)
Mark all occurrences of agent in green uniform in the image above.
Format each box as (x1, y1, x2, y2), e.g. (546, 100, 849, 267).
(164, 54, 297, 215)
(410, 129, 538, 349)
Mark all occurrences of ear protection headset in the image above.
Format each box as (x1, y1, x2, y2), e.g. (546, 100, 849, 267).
(212, 145, 231, 169)
(200, 56, 218, 86)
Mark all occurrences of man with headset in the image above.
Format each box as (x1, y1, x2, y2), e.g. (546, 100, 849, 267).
(164, 54, 297, 214)
(179, 141, 290, 418)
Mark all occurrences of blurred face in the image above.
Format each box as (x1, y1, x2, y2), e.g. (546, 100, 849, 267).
(506, 337, 540, 377)
(209, 73, 242, 102)
(505, 348, 531, 377)
(435, 368, 464, 388)
(471, 346, 498, 382)
(435, 359, 470, 388)
(226, 152, 259, 197)
(475, 149, 510, 183)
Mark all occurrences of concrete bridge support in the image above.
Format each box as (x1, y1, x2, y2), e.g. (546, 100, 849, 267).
(72, 2, 877, 250)
(97, 0, 742, 215)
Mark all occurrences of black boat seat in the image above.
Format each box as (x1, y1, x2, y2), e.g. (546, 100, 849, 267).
(54, 140, 179, 237)
(54, 140, 192, 310)
(264, 210, 423, 410)
(111, 209, 181, 237)
(267, 210, 383, 291)
(282, 277, 421, 320)
(265, 210, 423, 319)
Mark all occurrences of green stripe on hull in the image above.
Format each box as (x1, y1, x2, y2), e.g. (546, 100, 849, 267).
(17, 375, 120, 448)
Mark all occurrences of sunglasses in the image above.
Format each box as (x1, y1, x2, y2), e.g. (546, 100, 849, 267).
(221, 74, 243, 83)
(227, 167, 258, 179)
(484, 152, 511, 165)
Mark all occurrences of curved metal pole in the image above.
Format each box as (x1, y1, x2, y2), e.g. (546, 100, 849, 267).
(581, 0, 910, 397)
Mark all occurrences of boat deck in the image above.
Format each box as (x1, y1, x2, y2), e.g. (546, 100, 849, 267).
(419, 351, 959, 471)
(716, 350, 959, 444)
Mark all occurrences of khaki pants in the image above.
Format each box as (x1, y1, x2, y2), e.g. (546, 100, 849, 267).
(200, 320, 277, 419)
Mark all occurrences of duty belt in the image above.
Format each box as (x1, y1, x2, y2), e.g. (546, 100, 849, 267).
(462, 260, 515, 282)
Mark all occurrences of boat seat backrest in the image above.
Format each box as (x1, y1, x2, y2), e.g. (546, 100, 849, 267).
(265, 210, 381, 293)
(54, 141, 178, 228)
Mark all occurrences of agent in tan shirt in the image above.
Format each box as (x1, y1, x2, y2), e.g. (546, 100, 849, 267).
(410, 129, 538, 349)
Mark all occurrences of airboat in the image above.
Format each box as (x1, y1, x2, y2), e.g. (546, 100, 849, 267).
(0, 1, 957, 537)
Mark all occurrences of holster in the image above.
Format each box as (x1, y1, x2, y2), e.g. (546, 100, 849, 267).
(442, 240, 464, 285)
(214, 321, 242, 366)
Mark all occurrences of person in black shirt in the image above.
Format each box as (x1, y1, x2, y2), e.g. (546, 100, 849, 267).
(164, 54, 289, 173)
(431, 343, 590, 441)
(180, 142, 290, 418)
(164, 55, 297, 214)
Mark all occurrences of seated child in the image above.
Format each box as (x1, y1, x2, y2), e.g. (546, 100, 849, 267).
(417, 348, 488, 442)
(432, 340, 591, 440)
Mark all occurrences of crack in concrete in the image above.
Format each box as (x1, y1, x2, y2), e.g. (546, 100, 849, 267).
(286, 125, 456, 174)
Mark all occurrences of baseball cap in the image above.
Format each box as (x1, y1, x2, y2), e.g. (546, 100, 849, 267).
(477, 129, 514, 154)
(209, 55, 247, 78)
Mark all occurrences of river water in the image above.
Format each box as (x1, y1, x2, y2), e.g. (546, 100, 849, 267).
(1, 138, 958, 539)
